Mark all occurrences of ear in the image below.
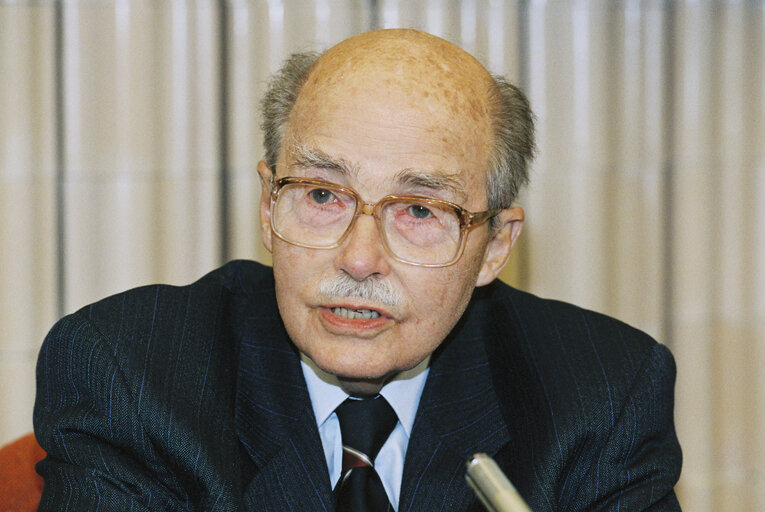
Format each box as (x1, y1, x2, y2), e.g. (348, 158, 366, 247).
(257, 161, 274, 253)
(475, 207, 524, 287)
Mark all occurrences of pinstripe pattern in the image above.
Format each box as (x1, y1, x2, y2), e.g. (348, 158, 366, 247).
(34, 260, 681, 510)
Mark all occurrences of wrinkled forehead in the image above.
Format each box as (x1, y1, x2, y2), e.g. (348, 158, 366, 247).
(283, 30, 496, 198)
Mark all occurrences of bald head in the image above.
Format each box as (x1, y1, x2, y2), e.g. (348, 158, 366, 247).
(285, 30, 494, 180)
(260, 29, 534, 210)
(300, 29, 495, 125)
(315, 28, 489, 76)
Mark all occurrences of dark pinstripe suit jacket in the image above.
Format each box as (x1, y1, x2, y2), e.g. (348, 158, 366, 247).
(34, 260, 681, 511)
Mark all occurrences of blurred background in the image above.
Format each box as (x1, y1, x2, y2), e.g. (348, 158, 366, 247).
(1, 0, 763, 509)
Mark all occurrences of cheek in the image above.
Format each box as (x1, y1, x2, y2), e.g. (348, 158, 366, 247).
(272, 241, 322, 282)
(403, 267, 478, 328)
(272, 248, 297, 296)
(271, 243, 319, 316)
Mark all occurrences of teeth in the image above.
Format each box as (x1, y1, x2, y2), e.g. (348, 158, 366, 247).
(331, 307, 381, 319)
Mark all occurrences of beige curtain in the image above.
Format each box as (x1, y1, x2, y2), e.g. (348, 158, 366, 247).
(1, 1, 763, 509)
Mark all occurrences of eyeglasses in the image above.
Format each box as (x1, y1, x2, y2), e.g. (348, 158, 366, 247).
(268, 177, 499, 267)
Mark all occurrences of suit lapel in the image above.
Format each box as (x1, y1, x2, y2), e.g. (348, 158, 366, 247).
(399, 291, 511, 511)
(231, 278, 334, 511)
(240, 406, 334, 511)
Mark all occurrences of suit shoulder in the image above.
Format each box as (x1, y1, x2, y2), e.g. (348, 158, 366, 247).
(477, 282, 681, 509)
(44, 260, 275, 370)
(479, 280, 676, 427)
(483, 279, 662, 363)
(35, 262, 270, 509)
(66, 260, 269, 332)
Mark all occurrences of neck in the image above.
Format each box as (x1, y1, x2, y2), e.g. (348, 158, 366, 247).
(337, 375, 391, 397)
(300, 351, 431, 397)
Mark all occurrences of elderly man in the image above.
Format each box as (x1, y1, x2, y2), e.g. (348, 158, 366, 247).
(35, 29, 682, 511)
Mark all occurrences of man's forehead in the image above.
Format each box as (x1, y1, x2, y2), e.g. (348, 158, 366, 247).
(284, 139, 470, 203)
(279, 29, 495, 205)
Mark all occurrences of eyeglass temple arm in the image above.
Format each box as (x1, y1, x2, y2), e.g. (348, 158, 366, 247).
(465, 209, 502, 229)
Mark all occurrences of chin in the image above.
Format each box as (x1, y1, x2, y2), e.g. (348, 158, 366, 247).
(321, 356, 392, 381)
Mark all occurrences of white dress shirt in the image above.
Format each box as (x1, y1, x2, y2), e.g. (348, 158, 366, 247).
(300, 354, 430, 511)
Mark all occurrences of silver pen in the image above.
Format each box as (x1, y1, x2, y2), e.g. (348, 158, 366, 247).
(465, 453, 532, 512)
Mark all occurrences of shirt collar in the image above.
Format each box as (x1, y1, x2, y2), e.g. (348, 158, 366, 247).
(300, 353, 430, 438)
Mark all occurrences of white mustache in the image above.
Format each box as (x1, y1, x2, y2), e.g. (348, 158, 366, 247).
(318, 275, 401, 307)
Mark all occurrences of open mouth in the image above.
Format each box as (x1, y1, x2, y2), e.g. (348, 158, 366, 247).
(330, 307, 382, 319)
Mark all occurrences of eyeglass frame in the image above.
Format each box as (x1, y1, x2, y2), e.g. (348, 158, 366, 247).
(267, 176, 501, 267)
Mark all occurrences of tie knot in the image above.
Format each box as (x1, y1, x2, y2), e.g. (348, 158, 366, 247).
(335, 395, 397, 462)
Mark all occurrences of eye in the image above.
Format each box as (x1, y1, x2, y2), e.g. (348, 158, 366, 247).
(310, 188, 335, 204)
(408, 204, 433, 219)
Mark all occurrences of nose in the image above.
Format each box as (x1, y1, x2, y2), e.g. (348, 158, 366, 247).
(334, 213, 391, 281)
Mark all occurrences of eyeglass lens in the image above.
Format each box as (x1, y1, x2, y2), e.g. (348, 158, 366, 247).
(271, 182, 462, 265)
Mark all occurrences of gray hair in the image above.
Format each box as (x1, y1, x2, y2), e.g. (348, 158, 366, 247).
(260, 51, 321, 172)
(260, 52, 535, 213)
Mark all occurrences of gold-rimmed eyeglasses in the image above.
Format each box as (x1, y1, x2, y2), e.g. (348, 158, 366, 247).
(268, 177, 499, 267)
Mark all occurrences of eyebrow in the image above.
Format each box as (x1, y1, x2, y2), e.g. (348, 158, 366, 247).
(287, 141, 358, 178)
(287, 139, 467, 202)
(394, 169, 468, 203)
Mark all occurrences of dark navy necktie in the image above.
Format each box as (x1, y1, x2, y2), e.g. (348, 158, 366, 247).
(334, 395, 398, 512)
